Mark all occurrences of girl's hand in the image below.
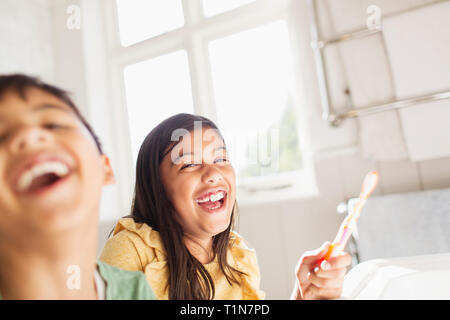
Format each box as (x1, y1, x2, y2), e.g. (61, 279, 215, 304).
(291, 242, 352, 300)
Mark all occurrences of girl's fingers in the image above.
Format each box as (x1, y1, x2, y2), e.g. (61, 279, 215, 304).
(298, 241, 331, 266)
(321, 252, 352, 270)
(302, 284, 342, 300)
(313, 265, 347, 279)
(295, 248, 351, 300)
(295, 242, 332, 285)
(308, 270, 345, 289)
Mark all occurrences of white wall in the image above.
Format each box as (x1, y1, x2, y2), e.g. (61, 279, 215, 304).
(0, 0, 55, 81)
(50, 0, 89, 116)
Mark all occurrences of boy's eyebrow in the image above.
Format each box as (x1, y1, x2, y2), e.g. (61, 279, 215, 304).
(0, 103, 72, 123)
(32, 103, 73, 113)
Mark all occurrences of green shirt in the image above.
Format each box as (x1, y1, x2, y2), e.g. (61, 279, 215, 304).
(97, 260, 156, 300)
(0, 261, 156, 300)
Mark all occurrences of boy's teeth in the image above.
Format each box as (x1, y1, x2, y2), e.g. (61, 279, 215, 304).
(17, 161, 69, 192)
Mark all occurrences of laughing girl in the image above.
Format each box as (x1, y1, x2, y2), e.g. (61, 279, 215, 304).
(99, 113, 351, 300)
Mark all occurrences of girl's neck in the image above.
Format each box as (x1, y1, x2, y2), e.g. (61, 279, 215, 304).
(184, 235, 214, 264)
(0, 224, 99, 300)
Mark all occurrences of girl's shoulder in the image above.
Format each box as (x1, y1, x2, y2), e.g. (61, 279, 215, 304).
(100, 218, 166, 270)
(112, 218, 164, 251)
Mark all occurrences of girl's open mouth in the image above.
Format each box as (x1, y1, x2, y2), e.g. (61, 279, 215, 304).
(195, 190, 227, 213)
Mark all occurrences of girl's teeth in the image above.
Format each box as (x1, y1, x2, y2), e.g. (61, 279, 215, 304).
(211, 203, 221, 209)
(196, 191, 225, 203)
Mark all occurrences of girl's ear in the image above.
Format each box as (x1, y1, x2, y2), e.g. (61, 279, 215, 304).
(101, 155, 116, 185)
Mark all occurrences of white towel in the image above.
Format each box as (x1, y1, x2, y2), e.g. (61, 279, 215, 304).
(383, 1, 450, 161)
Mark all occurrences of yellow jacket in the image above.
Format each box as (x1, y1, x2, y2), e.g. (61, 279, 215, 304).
(99, 218, 265, 300)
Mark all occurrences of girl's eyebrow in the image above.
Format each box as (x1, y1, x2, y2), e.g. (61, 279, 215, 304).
(172, 146, 227, 166)
(172, 150, 194, 166)
(214, 146, 227, 152)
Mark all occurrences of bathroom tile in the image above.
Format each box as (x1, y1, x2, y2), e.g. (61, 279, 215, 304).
(378, 160, 421, 194)
(419, 157, 450, 190)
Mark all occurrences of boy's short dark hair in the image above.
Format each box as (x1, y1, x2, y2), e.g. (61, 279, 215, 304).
(0, 74, 103, 154)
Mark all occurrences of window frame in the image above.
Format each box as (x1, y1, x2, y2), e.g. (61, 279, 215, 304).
(102, 0, 317, 206)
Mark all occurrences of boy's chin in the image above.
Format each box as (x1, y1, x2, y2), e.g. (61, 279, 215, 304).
(19, 197, 95, 232)
(26, 207, 95, 235)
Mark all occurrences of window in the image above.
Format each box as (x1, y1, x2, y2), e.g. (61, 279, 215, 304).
(116, 0, 184, 46)
(202, 0, 256, 17)
(123, 50, 194, 161)
(107, 0, 315, 204)
(209, 21, 302, 181)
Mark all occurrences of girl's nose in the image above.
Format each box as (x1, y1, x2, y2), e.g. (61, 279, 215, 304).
(202, 164, 224, 184)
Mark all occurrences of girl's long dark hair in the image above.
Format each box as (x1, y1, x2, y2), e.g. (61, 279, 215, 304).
(130, 113, 244, 300)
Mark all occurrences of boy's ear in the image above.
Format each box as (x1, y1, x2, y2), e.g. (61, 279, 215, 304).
(101, 155, 116, 185)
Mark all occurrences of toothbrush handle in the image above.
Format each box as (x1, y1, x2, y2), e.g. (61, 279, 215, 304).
(317, 242, 339, 266)
(323, 243, 338, 261)
(320, 199, 365, 262)
(317, 224, 352, 265)
(317, 198, 366, 266)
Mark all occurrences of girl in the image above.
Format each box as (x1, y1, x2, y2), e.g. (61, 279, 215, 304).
(100, 113, 351, 300)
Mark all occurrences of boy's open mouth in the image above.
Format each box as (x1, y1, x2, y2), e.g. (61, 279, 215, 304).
(16, 161, 71, 194)
(195, 190, 227, 212)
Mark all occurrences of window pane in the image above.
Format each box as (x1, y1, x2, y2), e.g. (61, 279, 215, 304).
(209, 21, 303, 179)
(116, 0, 184, 46)
(124, 51, 194, 161)
(203, 0, 256, 17)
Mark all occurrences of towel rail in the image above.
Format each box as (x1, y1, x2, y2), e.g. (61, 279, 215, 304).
(335, 90, 450, 121)
(323, 28, 381, 47)
(308, 0, 450, 127)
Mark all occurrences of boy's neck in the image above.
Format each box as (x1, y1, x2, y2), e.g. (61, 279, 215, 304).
(0, 223, 99, 300)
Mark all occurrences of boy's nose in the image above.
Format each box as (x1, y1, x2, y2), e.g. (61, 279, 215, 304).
(9, 127, 52, 153)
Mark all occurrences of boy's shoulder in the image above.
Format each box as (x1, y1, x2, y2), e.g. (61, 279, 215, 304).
(97, 260, 157, 300)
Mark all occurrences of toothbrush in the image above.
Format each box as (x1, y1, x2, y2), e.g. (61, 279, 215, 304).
(318, 170, 379, 265)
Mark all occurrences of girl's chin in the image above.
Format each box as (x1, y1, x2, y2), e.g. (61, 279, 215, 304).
(207, 223, 232, 238)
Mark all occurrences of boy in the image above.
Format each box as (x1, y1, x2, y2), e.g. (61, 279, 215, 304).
(0, 74, 155, 299)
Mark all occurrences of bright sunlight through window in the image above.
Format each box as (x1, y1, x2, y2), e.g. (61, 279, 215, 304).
(202, 0, 256, 17)
(123, 51, 194, 162)
(116, 0, 185, 46)
(209, 21, 303, 179)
